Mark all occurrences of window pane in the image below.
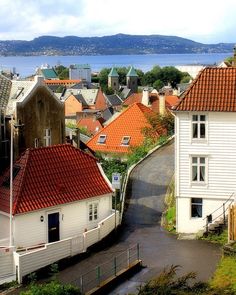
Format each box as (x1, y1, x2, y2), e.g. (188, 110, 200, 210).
(192, 166, 198, 181)
(192, 123, 198, 138)
(200, 166, 205, 181)
(200, 157, 205, 164)
(191, 204, 202, 217)
(192, 157, 197, 164)
(192, 115, 198, 121)
(200, 115, 206, 121)
(200, 123, 205, 138)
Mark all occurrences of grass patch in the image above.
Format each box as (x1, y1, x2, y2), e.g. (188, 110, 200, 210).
(162, 178, 176, 232)
(210, 256, 236, 292)
(201, 229, 228, 245)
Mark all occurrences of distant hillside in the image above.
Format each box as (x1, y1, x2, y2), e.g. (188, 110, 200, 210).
(0, 34, 233, 56)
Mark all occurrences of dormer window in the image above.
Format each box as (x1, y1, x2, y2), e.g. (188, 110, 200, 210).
(121, 136, 130, 146)
(97, 135, 106, 144)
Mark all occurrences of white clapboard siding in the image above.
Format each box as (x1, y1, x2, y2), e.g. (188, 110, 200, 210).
(14, 194, 112, 248)
(0, 249, 14, 277)
(83, 228, 99, 248)
(177, 112, 236, 199)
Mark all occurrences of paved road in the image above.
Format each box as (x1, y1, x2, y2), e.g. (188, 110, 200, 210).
(10, 140, 221, 295)
(111, 139, 221, 294)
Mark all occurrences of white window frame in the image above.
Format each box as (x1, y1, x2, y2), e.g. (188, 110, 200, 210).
(44, 128, 51, 147)
(121, 136, 131, 146)
(190, 113, 208, 143)
(97, 134, 106, 144)
(190, 155, 208, 185)
(191, 198, 203, 218)
(88, 202, 99, 222)
(34, 138, 39, 148)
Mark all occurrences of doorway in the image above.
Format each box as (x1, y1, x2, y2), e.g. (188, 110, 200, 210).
(48, 212, 60, 243)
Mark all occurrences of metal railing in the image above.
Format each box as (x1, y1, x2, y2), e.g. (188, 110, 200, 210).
(72, 244, 140, 294)
(204, 193, 235, 233)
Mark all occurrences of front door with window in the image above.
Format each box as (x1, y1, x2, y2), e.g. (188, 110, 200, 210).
(48, 212, 60, 243)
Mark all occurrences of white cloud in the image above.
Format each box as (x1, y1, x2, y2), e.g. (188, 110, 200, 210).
(0, 0, 235, 42)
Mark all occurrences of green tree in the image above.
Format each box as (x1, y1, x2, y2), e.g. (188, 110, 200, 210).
(117, 67, 128, 85)
(55, 65, 69, 80)
(158, 66, 182, 87)
(98, 68, 111, 91)
(153, 79, 164, 91)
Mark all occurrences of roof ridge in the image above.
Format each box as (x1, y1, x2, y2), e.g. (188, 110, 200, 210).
(12, 149, 31, 215)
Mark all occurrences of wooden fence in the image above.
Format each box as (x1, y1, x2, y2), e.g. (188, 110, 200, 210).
(229, 204, 236, 241)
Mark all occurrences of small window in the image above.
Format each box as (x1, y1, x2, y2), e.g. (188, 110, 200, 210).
(88, 203, 98, 221)
(121, 136, 131, 146)
(191, 198, 202, 218)
(191, 156, 206, 183)
(44, 129, 51, 147)
(192, 114, 206, 139)
(97, 135, 106, 144)
(34, 138, 39, 148)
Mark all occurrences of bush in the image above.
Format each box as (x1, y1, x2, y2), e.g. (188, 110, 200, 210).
(20, 281, 81, 295)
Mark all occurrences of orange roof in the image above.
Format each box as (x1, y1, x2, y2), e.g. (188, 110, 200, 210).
(123, 93, 179, 112)
(173, 67, 236, 112)
(77, 117, 104, 135)
(44, 79, 81, 85)
(87, 103, 158, 154)
(0, 144, 112, 215)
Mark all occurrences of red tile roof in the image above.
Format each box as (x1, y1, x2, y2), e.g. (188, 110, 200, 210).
(87, 102, 160, 154)
(0, 144, 112, 215)
(123, 92, 179, 112)
(173, 67, 236, 112)
(77, 117, 104, 135)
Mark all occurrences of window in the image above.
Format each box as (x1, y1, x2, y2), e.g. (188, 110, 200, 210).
(191, 198, 202, 218)
(192, 114, 206, 139)
(89, 203, 98, 221)
(191, 156, 206, 183)
(34, 138, 39, 148)
(97, 134, 106, 144)
(121, 136, 131, 146)
(44, 129, 51, 147)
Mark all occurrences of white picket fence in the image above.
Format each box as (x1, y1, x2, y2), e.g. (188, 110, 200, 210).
(12, 210, 119, 283)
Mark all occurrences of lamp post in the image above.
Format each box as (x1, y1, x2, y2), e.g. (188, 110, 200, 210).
(9, 114, 13, 247)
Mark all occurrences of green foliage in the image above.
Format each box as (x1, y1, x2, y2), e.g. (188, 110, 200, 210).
(136, 265, 202, 295)
(117, 67, 129, 85)
(49, 263, 59, 280)
(201, 229, 228, 245)
(20, 281, 81, 295)
(225, 56, 233, 64)
(0, 280, 18, 292)
(55, 65, 69, 80)
(104, 86, 115, 95)
(153, 79, 164, 91)
(180, 72, 192, 83)
(98, 156, 127, 182)
(210, 256, 236, 292)
(27, 272, 37, 284)
(162, 179, 176, 232)
(66, 123, 77, 129)
(55, 85, 65, 93)
(98, 68, 110, 90)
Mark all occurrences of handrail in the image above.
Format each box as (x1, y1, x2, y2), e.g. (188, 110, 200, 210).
(203, 192, 235, 220)
(204, 192, 235, 233)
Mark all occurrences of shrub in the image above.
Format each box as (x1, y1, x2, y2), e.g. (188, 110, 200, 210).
(20, 281, 81, 295)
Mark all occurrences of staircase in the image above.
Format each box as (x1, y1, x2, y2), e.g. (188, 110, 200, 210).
(203, 193, 234, 237)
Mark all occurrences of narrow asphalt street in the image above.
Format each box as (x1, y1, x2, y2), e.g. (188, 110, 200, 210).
(9, 140, 221, 295)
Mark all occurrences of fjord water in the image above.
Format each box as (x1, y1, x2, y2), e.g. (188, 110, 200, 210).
(0, 53, 230, 77)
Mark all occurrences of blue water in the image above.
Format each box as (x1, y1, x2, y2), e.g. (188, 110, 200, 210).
(0, 53, 231, 78)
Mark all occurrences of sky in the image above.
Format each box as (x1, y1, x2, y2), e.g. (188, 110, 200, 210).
(0, 0, 236, 44)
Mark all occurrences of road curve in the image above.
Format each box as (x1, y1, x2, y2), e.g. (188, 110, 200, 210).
(111, 140, 221, 294)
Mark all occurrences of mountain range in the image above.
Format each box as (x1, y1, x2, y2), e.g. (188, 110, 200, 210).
(0, 34, 233, 56)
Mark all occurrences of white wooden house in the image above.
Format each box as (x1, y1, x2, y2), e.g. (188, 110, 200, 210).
(0, 144, 114, 248)
(172, 67, 236, 234)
